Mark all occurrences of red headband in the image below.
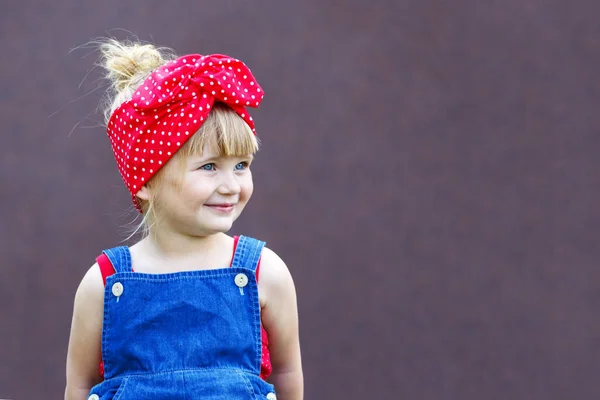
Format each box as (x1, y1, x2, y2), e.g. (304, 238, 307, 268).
(106, 54, 264, 211)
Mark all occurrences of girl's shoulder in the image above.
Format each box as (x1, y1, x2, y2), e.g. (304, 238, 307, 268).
(257, 245, 296, 302)
(72, 261, 105, 317)
(260, 246, 287, 270)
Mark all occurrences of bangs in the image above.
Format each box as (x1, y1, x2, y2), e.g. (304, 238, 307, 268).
(179, 103, 259, 159)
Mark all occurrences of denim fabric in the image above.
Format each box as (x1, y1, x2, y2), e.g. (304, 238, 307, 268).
(88, 236, 277, 399)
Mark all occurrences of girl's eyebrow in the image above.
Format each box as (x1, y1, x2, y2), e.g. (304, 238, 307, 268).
(188, 154, 253, 164)
(187, 156, 214, 166)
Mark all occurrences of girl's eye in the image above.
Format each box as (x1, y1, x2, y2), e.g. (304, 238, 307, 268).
(235, 162, 249, 171)
(199, 163, 216, 171)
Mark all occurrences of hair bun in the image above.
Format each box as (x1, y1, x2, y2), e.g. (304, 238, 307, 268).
(96, 38, 176, 123)
(101, 39, 165, 92)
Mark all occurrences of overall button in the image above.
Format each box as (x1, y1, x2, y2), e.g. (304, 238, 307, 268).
(88, 395, 100, 400)
(111, 282, 124, 297)
(234, 273, 248, 288)
(266, 393, 277, 400)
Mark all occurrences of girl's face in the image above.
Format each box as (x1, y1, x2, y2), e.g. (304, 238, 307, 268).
(141, 143, 254, 237)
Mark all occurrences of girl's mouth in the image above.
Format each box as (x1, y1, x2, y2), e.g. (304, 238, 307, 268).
(204, 204, 235, 213)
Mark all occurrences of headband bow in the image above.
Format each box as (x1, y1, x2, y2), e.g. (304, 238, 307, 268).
(106, 54, 264, 210)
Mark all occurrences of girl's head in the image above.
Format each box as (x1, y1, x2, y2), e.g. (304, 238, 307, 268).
(98, 39, 263, 237)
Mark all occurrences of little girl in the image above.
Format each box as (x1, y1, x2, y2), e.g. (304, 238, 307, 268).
(64, 38, 303, 400)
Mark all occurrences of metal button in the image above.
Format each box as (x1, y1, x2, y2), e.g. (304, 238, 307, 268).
(88, 395, 100, 400)
(266, 393, 277, 400)
(112, 282, 124, 297)
(234, 273, 248, 288)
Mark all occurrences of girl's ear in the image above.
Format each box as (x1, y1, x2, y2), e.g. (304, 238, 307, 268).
(136, 185, 151, 202)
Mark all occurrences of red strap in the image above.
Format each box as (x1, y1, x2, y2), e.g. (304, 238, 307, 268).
(256, 258, 261, 282)
(231, 236, 262, 282)
(96, 253, 116, 287)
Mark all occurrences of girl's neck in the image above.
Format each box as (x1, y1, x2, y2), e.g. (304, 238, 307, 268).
(130, 231, 234, 273)
(139, 230, 230, 262)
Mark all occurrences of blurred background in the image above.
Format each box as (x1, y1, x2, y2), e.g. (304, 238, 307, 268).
(1, 0, 600, 398)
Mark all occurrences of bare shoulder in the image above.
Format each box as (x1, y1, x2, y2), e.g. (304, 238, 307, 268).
(75, 263, 105, 306)
(258, 247, 296, 305)
(259, 247, 294, 283)
(260, 247, 289, 274)
(70, 263, 106, 334)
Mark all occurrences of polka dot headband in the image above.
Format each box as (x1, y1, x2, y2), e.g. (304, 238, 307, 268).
(106, 53, 264, 211)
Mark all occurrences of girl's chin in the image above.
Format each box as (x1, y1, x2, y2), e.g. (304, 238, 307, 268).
(195, 217, 236, 234)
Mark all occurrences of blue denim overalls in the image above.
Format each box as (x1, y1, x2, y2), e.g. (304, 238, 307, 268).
(87, 235, 277, 400)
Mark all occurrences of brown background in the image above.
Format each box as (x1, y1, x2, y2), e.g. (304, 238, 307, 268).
(1, 0, 599, 399)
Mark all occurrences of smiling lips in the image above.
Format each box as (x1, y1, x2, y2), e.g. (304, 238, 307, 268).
(204, 203, 236, 213)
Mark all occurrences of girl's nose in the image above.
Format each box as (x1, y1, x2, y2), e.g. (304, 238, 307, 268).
(217, 171, 241, 194)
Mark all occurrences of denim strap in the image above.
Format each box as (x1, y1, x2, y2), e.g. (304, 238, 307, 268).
(231, 236, 266, 272)
(102, 246, 132, 273)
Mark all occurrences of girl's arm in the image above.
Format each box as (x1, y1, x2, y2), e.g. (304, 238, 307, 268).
(64, 265, 104, 400)
(259, 248, 304, 400)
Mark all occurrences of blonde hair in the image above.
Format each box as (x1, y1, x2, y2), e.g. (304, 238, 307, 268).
(97, 38, 259, 239)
